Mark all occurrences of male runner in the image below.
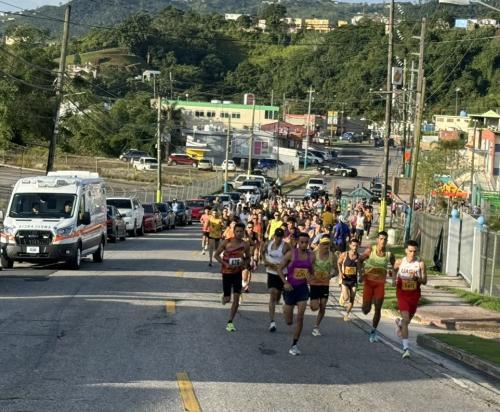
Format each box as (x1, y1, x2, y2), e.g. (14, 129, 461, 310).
(262, 228, 291, 332)
(266, 211, 283, 240)
(207, 209, 223, 267)
(337, 238, 361, 321)
(242, 221, 258, 293)
(360, 231, 394, 342)
(393, 240, 427, 359)
(200, 207, 211, 254)
(277, 232, 315, 356)
(214, 223, 251, 332)
(309, 235, 336, 336)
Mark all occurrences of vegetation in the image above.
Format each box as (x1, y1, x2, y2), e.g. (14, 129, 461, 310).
(429, 333, 500, 366)
(436, 287, 500, 312)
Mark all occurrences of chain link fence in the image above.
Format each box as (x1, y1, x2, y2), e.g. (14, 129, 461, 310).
(480, 230, 500, 297)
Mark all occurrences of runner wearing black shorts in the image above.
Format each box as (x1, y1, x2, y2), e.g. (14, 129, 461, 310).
(337, 238, 361, 321)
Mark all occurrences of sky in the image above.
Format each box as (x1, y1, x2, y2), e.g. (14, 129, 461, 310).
(1, 1, 69, 11)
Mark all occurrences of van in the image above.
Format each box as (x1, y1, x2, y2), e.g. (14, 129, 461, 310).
(0, 171, 107, 270)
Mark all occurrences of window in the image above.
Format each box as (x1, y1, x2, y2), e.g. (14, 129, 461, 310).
(232, 113, 240, 119)
(195, 111, 205, 117)
(495, 144, 500, 153)
(447, 119, 454, 123)
(206, 111, 216, 118)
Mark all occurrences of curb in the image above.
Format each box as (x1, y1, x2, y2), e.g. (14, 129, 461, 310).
(416, 334, 500, 381)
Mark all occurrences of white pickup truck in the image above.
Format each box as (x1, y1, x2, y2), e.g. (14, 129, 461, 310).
(305, 178, 328, 194)
(133, 157, 158, 171)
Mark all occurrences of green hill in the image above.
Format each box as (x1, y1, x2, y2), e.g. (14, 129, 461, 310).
(63, 47, 145, 68)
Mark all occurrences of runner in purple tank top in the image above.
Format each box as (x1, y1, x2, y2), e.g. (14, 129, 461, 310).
(277, 232, 315, 356)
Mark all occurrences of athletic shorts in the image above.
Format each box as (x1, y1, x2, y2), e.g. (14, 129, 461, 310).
(267, 273, 284, 291)
(309, 285, 330, 300)
(203, 231, 210, 237)
(222, 272, 243, 297)
(342, 277, 358, 288)
(283, 283, 309, 306)
(356, 229, 364, 238)
(363, 278, 385, 303)
(396, 289, 421, 315)
(335, 240, 347, 253)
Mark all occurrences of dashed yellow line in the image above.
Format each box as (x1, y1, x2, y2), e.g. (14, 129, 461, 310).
(165, 300, 176, 314)
(176, 371, 202, 412)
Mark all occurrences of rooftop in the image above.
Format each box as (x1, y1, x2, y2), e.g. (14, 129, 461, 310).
(163, 99, 279, 111)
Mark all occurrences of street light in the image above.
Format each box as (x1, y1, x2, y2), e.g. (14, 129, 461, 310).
(439, 0, 500, 12)
(455, 87, 461, 116)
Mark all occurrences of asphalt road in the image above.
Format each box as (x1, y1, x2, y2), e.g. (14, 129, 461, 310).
(0, 225, 498, 411)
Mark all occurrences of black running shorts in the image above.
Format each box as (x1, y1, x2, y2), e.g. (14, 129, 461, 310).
(222, 272, 243, 297)
(267, 273, 284, 291)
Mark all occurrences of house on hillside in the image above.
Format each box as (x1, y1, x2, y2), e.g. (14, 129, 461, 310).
(67, 63, 97, 79)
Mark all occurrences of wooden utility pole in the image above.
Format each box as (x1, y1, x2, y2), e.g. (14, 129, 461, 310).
(247, 102, 256, 176)
(46, 5, 71, 173)
(224, 117, 231, 192)
(303, 86, 314, 170)
(379, 0, 394, 232)
(156, 96, 162, 203)
(470, 120, 478, 206)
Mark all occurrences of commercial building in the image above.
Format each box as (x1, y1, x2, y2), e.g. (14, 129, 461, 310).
(304, 18, 331, 32)
(433, 114, 470, 133)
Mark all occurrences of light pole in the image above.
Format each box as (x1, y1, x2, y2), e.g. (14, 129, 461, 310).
(455, 87, 461, 116)
(439, 0, 500, 12)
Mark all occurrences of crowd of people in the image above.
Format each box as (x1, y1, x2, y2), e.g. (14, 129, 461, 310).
(198, 192, 427, 359)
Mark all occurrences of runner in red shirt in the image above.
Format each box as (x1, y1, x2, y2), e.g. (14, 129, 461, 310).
(199, 207, 210, 255)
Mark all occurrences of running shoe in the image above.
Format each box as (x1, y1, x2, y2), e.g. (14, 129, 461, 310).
(339, 294, 345, 306)
(343, 314, 351, 322)
(221, 295, 227, 305)
(269, 321, 276, 332)
(369, 330, 378, 343)
(208, 262, 213, 267)
(402, 349, 411, 359)
(201, 248, 206, 255)
(226, 322, 236, 332)
(395, 318, 402, 338)
(289, 345, 301, 356)
(312, 327, 322, 336)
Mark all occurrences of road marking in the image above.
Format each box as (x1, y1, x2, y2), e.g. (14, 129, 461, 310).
(176, 269, 185, 278)
(165, 300, 176, 314)
(176, 372, 202, 412)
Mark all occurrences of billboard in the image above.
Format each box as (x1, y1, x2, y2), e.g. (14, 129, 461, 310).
(327, 111, 338, 125)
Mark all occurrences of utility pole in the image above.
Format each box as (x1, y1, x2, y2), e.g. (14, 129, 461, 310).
(378, 0, 394, 232)
(271, 89, 274, 107)
(401, 58, 408, 175)
(405, 19, 427, 242)
(470, 119, 478, 206)
(303, 86, 314, 170)
(156, 96, 162, 203)
(247, 102, 256, 176)
(169, 71, 173, 100)
(224, 117, 231, 192)
(406, 60, 416, 177)
(46, 5, 71, 173)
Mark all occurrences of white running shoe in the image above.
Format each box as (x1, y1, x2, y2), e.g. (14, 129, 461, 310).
(312, 327, 322, 336)
(269, 321, 276, 332)
(289, 345, 301, 356)
(402, 349, 411, 359)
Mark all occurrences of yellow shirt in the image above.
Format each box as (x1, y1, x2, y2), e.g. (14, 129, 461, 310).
(268, 219, 283, 239)
(322, 211, 334, 227)
(208, 217, 223, 239)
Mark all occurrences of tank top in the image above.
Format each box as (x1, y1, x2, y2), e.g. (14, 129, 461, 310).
(221, 244, 246, 275)
(397, 257, 422, 292)
(342, 251, 359, 279)
(310, 250, 332, 286)
(286, 249, 313, 287)
(266, 240, 287, 275)
(364, 245, 391, 282)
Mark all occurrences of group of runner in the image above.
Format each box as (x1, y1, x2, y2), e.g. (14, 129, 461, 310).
(199, 194, 427, 359)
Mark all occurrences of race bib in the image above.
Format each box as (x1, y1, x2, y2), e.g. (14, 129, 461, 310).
(315, 270, 329, 280)
(294, 268, 309, 280)
(402, 279, 417, 291)
(344, 266, 357, 276)
(266, 262, 278, 271)
(229, 258, 242, 267)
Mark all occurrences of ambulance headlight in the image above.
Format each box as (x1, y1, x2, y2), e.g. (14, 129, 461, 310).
(56, 225, 74, 236)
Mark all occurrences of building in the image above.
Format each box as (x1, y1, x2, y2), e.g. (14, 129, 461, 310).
(67, 63, 97, 79)
(469, 111, 500, 177)
(260, 121, 309, 149)
(225, 13, 243, 21)
(337, 20, 348, 27)
(142, 70, 161, 82)
(304, 19, 331, 32)
(433, 114, 470, 133)
(283, 17, 303, 33)
(162, 99, 280, 130)
(258, 19, 267, 31)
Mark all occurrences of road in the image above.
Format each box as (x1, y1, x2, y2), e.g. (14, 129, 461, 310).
(0, 226, 498, 411)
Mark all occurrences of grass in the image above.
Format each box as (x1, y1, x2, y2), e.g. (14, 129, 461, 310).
(428, 333, 500, 367)
(63, 48, 144, 67)
(435, 287, 500, 313)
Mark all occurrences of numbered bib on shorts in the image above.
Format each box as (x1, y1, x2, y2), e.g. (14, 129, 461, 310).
(315, 270, 329, 280)
(229, 257, 242, 267)
(294, 268, 309, 280)
(402, 279, 417, 291)
(344, 266, 357, 276)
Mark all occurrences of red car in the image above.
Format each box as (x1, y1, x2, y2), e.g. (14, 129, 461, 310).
(168, 153, 198, 167)
(186, 199, 206, 220)
(142, 203, 163, 232)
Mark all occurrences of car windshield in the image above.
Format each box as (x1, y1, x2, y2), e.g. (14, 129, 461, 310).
(186, 200, 205, 207)
(309, 179, 323, 185)
(172, 203, 185, 211)
(245, 181, 262, 187)
(107, 199, 132, 209)
(227, 193, 240, 201)
(9, 193, 77, 219)
(143, 204, 153, 213)
(144, 158, 157, 164)
(155, 203, 167, 212)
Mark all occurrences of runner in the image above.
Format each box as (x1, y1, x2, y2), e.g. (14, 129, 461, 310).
(200, 207, 211, 255)
(277, 232, 315, 356)
(337, 238, 361, 321)
(309, 235, 336, 336)
(360, 231, 395, 342)
(355, 209, 365, 242)
(207, 209, 223, 267)
(393, 240, 427, 359)
(242, 221, 258, 293)
(333, 215, 350, 252)
(265, 211, 283, 240)
(214, 222, 251, 332)
(262, 228, 291, 332)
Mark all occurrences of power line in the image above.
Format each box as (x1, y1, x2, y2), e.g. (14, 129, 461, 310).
(0, 67, 54, 90)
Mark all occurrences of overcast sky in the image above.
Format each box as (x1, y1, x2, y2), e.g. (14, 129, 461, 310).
(1, 1, 69, 11)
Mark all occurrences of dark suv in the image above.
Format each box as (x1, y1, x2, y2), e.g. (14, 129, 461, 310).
(256, 158, 284, 171)
(168, 153, 198, 166)
(119, 149, 148, 162)
(318, 162, 357, 177)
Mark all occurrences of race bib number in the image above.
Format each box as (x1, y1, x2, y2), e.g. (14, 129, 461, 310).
(315, 270, 329, 280)
(266, 262, 278, 271)
(344, 266, 357, 276)
(229, 258, 242, 267)
(402, 279, 417, 291)
(294, 268, 309, 280)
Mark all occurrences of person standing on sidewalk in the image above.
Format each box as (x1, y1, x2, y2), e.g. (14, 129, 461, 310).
(337, 238, 361, 321)
(360, 231, 395, 342)
(393, 240, 427, 359)
(214, 223, 251, 332)
(277, 232, 315, 356)
(262, 228, 291, 332)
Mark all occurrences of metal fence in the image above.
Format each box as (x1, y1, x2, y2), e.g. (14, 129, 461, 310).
(458, 213, 476, 284)
(411, 211, 448, 272)
(480, 230, 500, 297)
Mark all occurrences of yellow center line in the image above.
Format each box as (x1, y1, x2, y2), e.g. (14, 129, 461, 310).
(176, 269, 185, 278)
(176, 371, 202, 412)
(165, 300, 176, 314)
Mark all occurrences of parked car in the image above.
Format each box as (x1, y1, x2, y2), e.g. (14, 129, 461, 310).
(340, 132, 354, 141)
(348, 134, 363, 143)
(133, 156, 158, 171)
(212, 194, 233, 209)
(306, 178, 328, 193)
(237, 186, 261, 205)
(170, 201, 192, 225)
(154, 202, 176, 229)
(168, 153, 198, 167)
(142, 203, 163, 232)
(242, 180, 266, 198)
(228, 174, 269, 193)
(221, 159, 236, 171)
(298, 151, 323, 165)
(374, 137, 384, 147)
(185, 199, 206, 220)
(119, 149, 148, 163)
(318, 162, 358, 177)
(200, 195, 216, 207)
(370, 183, 393, 204)
(198, 159, 213, 171)
(107, 197, 144, 237)
(308, 149, 332, 162)
(106, 205, 127, 243)
(225, 192, 241, 204)
(256, 158, 284, 171)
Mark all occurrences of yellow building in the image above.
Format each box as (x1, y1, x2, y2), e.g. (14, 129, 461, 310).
(337, 20, 349, 27)
(162, 99, 279, 130)
(433, 114, 470, 133)
(304, 19, 331, 32)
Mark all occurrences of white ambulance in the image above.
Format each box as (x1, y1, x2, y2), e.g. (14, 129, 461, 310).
(1, 171, 107, 270)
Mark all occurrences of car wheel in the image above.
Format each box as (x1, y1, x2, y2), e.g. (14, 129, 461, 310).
(68, 245, 82, 270)
(93, 239, 105, 263)
(128, 222, 137, 237)
(109, 233, 116, 243)
(171, 161, 177, 166)
(1, 254, 14, 269)
(321, 170, 327, 176)
(137, 222, 144, 236)
(120, 233, 126, 241)
(342, 171, 347, 177)
(188, 218, 193, 225)
(192, 163, 197, 168)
